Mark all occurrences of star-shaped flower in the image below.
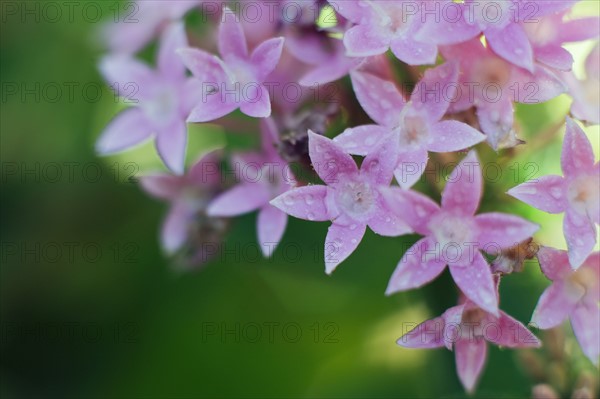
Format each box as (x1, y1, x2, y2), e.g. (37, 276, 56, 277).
(334, 62, 485, 188)
(178, 7, 284, 122)
(508, 118, 599, 268)
(563, 44, 600, 126)
(270, 130, 411, 273)
(384, 151, 539, 315)
(140, 152, 222, 254)
(441, 38, 566, 149)
(97, 22, 201, 174)
(207, 118, 294, 257)
(329, 0, 438, 65)
(531, 246, 599, 366)
(398, 280, 540, 393)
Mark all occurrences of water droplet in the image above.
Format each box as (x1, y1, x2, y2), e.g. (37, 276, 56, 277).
(307, 212, 315, 221)
(550, 187, 562, 200)
(350, 224, 357, 230)
(385, 217, 392, 223)
(365, 137, 376, 146)
(380, 99, 392, 109)
(305, 194, 315, 205)
(283, 196, 295, 206)
(351, 238, 358, 244)
(416, 206, 427, 218)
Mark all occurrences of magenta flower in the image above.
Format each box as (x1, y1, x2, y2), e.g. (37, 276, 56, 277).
(563, 44, 600, 125)
(441, 38, 566, 149)
(508, 118, 599, 268)
(178, 7, 284, 122)
(207, 119, 293, 257)
(398, 282, 540, 393)
(270, 131, 411, 273)
(97, 23, 200, 174)
(102, 0, 202, 54)
(140, 152, 222, 254)
(334, 62, 485, 188)
(531, 246, 599, 366)
(329, 0, 438, 65)
(384, 151, 539, 315)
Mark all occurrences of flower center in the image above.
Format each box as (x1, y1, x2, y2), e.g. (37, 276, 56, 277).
(368, 1, 407, 35)
(398, 111, 429, 149)
(568, 267, 598, 297)
(144, 84, 179, 127)
(474, 58, 510, 88)
(430, 213, 475, 248)
(336, 179, 377, 220)
(567, 174, 600, 217)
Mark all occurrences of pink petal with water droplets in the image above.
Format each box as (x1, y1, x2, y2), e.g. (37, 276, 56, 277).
(257, 205, 288, 258)
(333, 125, 389, 156)
(475, 212, 539, 251)
(308, 132, 359, 186)
(571, 301, 600, 366)
(411, 62, 459, 121)
(442, 151, 482, 216)
(397, 316, 446, 349)
(428, 121, 486, 153)
(368, 195, 412, 237)
(350, 71, 406, 128)
(455, 338, 487, 394)
(361, 131, 399, 185)
(389, 36, 438, 66)
(531, 282, 580, 329)
(449, 251, 499, 316)
(536, 246, 573, 281)
(394, 148, 429, 190)
(324, 222, 367, 274)
(535, 46, 574, 71)
(487, 24, 534, 72)
(507, 175, 568, 214)
(487, 311, 541, 348)
(562, 118, 596, 177)
(343, 24, 389, 57)
(270, 185, 330, 222)
(564, 208, 597, 269)
(380, 186, 440, 236)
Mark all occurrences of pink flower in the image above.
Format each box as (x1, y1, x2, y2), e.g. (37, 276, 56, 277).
(329, 0, 438, 65)
(398, 280, 540, 393)
(563, 44, 600, 125)
(207, 119, 294, 257)
(97, 23, 200, 174)
(102, 0, 202, 54)
(270, 130, 412, 273)
(384, 151, 539, 315)
(441, 38, 566, 149)
(140, 152, 222, 254)
(531, 246, 599, 366)
(508, 118, 599, 268)
(334, 62, 485, 188)
(178, 7, 284, 122)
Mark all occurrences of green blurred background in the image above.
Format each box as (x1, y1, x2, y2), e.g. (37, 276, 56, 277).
(1, 1, 598, 398)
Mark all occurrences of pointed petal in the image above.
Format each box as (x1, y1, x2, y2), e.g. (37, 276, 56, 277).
(442, 150, 482, 216)
(367, 195, 412, 237)
(428, 121, 486, 153)
(380, 186, 440, 236)
(207, 183, 270, 217)
(251, 37, 284, 81)
(99, 55, 154, 101)
(219, 7, 248, 63)
(476, 99, 514, 150)
(187, 93, 238, 123)
(562, 118, 596, 177)
(397, 316, 446, 349)
(386, 237, 447, 295)
(308, 132, 359, 186)
(328, 0, 373, 22)
(350, 71, 406, 127)
(536, 246, 572, 281)
(415, 16, 480, 45)
(450, 251, 499, 316)
(488, 311, 541, 348)
(564, 208, 597, 269)
(162, 201, 192, 254)
(411, 62, 459, 121)
(158, 22, 188, 78)
(455, 338, 487, 394)
(487, 24, 534, 72)
(156, 119, 188, 175)
(299, 57, 362, 86)
(475, 212, 539, 251)
(535, 46, 574, 72)
(507, 175, 568, 214)
(139, 174, 182, 201)
(270, 185, 330, 221)
(558, 17, 600, 43)
(333, 125, 389, 156)
(390, 36, 438, 66)
(96, 108, 152, 154)
(324, 222, 366, 274)
(531, 282, 580, 329)
(343, 24, 389, 57)
(257, 205, 287, 257)
(177, 48, 228, 83)
(394, 148, 429, 190)
(511, 65, 566, 103)
(571, 302, 600, 366)
(361, 131, 399, 185)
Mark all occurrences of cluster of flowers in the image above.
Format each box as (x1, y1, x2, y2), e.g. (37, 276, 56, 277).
(97, 0, 599, 393)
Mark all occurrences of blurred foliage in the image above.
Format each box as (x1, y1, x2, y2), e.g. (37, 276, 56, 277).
(1, 1, 598, 398)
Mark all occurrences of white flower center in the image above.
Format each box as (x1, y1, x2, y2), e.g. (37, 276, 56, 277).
(567, 174, 599, 217)
(398, 110, 429, 150)
(336, 179, 377, 220)
(430, 213, 475, 248)
(144, 84, 179, 127)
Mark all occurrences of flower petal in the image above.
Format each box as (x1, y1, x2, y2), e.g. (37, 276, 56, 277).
(162, 201, 192, 254)
(158, 22, 188, 78)
(411, 62, 459, 121)
(487, 24, 534, 72)
(240, 84, 271, 118)
(207, 183, 270, 217)
(187, 93, 238, 123)
(343, 24, 389, 57)
(361, 131, 399, 185)
(257, 205, 287, 258)
(455, 338, 487, 394)
(270, 185, 330, 221)
(450, 251, 499, 316)
(442, 150, 482, 216)
(475, 212, 539, 251)
(308, 131, 359, 186)
(350, 71, 406, 128)
(333, 125, 389, 156)
(397, 316, 446, 349)
(536, 246, 573, 281)
(389, 35, 438, 65)
(531, 282, 580, 329)
(380, 186, 440, 236)
(218, 7, 248, 63)
(428, 120, 486, 153)
(571, 301, 600, 366)
(368, 195, 412, 237)
(476, 98, 515, 150)
(564, 208, 597, 269)
(487, 311, 541, 348)
(386, 237, 447, 295)
(140, 174, 182, 201)
(535, 46, 574, 72)
(251, 37, 284, 81)
(177, 48, 228, 83)
(96, 108, 152, 154)
(156, 119, 188, 175)
(394, 147, 429, 190)
(507, 175, 568, 214)
(99, 55, 154, 101)
(324, 222, 366, 274)
(562, 118, 596, 177)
